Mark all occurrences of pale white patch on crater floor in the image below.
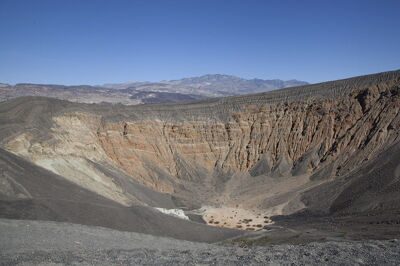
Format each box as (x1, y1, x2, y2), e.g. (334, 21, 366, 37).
(155, 208, 190, 220)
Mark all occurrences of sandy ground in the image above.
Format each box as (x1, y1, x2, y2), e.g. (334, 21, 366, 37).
(192, 206, 279, 231)
(190, 174, 313, 231)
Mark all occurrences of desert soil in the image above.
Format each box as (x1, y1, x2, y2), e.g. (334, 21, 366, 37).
(1, 219, 400, 265)
(194, 206, 274, 231)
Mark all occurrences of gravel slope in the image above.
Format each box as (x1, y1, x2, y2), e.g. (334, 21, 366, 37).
(1, 219, 399, 265)
(0, 148, 241, 243)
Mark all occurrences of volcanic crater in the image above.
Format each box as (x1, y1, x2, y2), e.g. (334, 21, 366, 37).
(1, 70, 400, 243)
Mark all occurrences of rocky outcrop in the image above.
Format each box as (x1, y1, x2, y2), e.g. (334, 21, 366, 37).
(91, 71, 400, 186)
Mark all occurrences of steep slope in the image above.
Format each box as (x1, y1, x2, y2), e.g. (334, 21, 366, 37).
(0, 70, 399, 234)
(301, 141, 400, 216)
(0, 148, 241, 242)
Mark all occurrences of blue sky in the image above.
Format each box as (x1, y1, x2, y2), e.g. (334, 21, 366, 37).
(0, 0, 399, 85)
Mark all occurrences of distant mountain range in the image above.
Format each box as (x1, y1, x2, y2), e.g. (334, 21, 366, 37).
(104, 74, 308, 97)
(0, 74, 308, 105)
